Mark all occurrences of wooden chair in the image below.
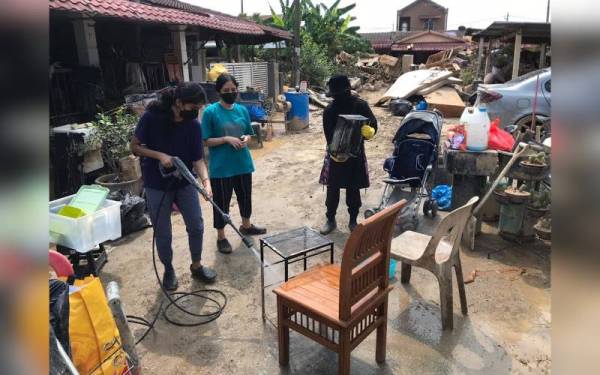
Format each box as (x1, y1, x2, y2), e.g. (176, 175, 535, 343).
(273, 200, 406, 375)
(391, 196, 479, 330)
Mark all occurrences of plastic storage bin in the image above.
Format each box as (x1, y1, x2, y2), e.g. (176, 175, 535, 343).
(50, 195, 122, 253)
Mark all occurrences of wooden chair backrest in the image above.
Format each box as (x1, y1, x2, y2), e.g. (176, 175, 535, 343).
(423, 196, 479, 260)
(338, 200, 406, 321)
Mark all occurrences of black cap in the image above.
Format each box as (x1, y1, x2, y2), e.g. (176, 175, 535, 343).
(326, 75, 351, 97)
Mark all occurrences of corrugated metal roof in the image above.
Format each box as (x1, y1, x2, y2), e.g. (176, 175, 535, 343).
(473, 21, 550, 44)
(49, 0, 291, 41)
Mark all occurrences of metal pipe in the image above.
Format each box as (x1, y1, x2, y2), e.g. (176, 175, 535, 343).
(106, 281, 139, 370)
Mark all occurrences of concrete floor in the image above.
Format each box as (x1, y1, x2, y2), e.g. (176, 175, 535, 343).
(101, 95, 550, 374)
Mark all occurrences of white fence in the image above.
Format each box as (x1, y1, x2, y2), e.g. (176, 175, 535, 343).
(210, 62, 269, 94)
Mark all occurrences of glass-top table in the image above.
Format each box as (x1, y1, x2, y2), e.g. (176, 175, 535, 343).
(259, 226, 334, 322)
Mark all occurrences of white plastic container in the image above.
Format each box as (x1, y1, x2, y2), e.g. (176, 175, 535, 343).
(459, 106, 475, 127)
(466, 106, 490, 151)
(50, 195, 122, 253)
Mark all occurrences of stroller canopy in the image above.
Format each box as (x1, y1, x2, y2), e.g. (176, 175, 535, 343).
(392, 111, 442, 147)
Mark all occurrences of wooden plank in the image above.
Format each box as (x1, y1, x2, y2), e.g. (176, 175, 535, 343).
(424, 86, 466, 118)
(401, 54, 413, 73)
(512, 30, 522, 79)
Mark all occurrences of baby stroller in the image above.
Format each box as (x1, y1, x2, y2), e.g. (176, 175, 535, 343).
(365, 110, 442, 231)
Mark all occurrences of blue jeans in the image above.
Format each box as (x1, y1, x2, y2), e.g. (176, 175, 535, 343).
(145, 184, 204, 270)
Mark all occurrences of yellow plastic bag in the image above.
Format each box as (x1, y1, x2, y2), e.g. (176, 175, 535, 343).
(69, 276, 128, 375)
(207, 64, 228, 82)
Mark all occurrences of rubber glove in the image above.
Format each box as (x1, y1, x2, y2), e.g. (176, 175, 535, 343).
(361, 124, 375, 140)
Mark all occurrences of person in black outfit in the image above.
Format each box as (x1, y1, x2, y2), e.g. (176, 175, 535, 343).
(320, 75, 378, 234)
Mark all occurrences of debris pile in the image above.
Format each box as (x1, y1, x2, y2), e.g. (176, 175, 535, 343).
(376, 68, 466, 118)
(335, 51, 402, 90)
(424, 47, 472, 72)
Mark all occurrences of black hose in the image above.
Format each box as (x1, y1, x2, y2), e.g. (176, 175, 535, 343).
(126, 179, 227, 344)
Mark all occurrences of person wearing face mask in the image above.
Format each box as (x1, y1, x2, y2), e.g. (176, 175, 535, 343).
(201, 73, 266, 254)
(130, 82, 216, 291)
(319, 74, 378, 235)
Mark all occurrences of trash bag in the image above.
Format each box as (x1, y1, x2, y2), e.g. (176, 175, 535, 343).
(50, 279, 71, 357)
(108, 190, 150, 235)
(488, 118, 515, 151)
(432, 185, 453, 211)
(389, 98, 413, 116)
(50, 326, 72, 375)
(69, 276, 129, 374)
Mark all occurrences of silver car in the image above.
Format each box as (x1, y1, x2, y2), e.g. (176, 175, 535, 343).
(476, 68, 551, 128)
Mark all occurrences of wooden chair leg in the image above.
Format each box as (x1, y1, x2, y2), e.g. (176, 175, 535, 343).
(400, 262, 412, 284)
(454, 260, 468, 315)
(277, 298, 289, 366)
(375, 300, 388, 363)
(339, 329, 351, 375)
(438, 272, 454, 330)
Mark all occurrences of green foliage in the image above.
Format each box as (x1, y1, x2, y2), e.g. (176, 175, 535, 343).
(91, 108, 138, 173)
(527, 152, 547, 166)
(299, 34, 334, 86)
(530, 188, 551, 209)
(262, 0, 372, 83)
(301, 0, 371, 58)
(460, 67, 475, 86)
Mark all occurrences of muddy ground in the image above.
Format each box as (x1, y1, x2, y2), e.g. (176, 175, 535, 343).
(102, 90, 550, 374)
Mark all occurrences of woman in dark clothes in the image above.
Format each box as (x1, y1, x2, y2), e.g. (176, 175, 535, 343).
(320, 75, 378, 234)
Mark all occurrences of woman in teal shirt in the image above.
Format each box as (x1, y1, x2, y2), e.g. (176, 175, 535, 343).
(202, 74, 267, 254)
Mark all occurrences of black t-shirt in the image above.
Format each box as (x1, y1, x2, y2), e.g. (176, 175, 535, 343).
(134, 109, 204, 190)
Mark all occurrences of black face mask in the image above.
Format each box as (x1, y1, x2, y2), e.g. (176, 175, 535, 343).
(180, 108, 199, 121)
(220, 92, 237, 105)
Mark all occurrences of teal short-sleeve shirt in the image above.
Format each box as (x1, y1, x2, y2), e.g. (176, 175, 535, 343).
(201, 102, 255, 178)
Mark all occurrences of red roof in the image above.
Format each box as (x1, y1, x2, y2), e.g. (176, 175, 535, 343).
(49, 0, 291, 40)
(391, 42, 466, 51)
(145, 0, 291, 39)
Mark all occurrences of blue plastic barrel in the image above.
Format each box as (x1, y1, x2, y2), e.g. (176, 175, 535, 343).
(284, 92, 309, 130)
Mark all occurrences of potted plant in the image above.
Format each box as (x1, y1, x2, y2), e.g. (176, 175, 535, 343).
(519, 151, 549, 176)
(492, 180, 510, 205)
(504, 184, 531, 204)
(91, 108, 143, 195)
(526, 188, 551, 218)
(534, 217, 551, 241)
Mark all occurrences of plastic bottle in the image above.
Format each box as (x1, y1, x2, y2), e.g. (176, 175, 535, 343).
(466, 106, 490, 151)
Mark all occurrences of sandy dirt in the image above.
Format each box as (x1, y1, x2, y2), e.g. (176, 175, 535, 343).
(102, 89, 550, 374)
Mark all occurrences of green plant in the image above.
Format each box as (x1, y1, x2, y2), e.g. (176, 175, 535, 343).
(266, 0, 372, 61)
(91, 108, 138, 173)
(460, 67, 475, 86)
(299, 34, 335, 86)
(530, 188, 551, 209)
(527, 152, 547, 165)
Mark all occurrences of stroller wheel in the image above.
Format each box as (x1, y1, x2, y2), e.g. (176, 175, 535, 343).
(430, 199, 438, 217)
(364, 209, 376, 219)
(423, 200, 431, 216)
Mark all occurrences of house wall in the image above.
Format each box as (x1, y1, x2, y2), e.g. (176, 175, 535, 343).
(397, 1, 447, 32)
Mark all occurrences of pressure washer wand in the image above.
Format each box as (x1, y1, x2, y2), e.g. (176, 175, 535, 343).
(160, 157, 254, 249)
